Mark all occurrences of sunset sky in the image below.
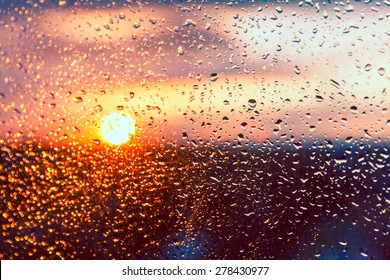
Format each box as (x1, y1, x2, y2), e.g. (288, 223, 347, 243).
(0, 1, 388, 147)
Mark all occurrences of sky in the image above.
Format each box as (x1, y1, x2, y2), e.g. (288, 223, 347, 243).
(0, 1, 388, 147)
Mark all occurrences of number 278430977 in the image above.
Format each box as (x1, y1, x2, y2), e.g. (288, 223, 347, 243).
(215, 267, 269, 276)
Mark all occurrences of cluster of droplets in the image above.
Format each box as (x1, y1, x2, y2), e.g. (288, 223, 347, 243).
(0, 1, 389, 260)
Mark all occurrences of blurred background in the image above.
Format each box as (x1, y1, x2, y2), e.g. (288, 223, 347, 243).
(0, 0, 389, 259)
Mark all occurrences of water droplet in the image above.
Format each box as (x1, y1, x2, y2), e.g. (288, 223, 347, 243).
(315, 95, 324, 102)
(241, 122, 247, 131)
(275, 6, 283, 13)
(377, 67, 385, 76)
(339, 240, 348, 246)
(292, 37, 301, 43)
(103, 72, 110, 80)
(133, 21, 140, 28)
(248, 99, 257, 109)
(364, 64, 372, 71)
(72, 126, 80, 133)
(92, 139, 100, 145)
(346, 5, 354, 12)
(350, 106, 358, 114)
(73, 97, 83, 103)
(118, 12, 125, 20)
(360, 248, 368, 257)
(323, 11, 328, 19)
(209, 73, 219, 82)
(178, 46, 185, 55)
(294, 66, 301, 75)
(183, 19, 196, 27)
(94, 105, 103, 113)
(146, 105, 161, 114)
(330, 79, 340, 89)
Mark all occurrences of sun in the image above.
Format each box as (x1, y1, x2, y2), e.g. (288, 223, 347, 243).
(101, 112, 135, 145)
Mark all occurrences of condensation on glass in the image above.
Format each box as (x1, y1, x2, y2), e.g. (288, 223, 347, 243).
(0, 0, 388, 260)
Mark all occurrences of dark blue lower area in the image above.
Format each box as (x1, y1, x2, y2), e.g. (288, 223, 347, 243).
(0, 141, 389, 259)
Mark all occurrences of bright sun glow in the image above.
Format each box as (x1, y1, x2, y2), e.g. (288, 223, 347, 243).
(101, 112, 135, 145)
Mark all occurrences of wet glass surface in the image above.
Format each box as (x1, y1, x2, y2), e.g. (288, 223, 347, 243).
(0, 0, 389, 259)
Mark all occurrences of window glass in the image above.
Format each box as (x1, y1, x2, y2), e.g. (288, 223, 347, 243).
(0, 0, 388, 259)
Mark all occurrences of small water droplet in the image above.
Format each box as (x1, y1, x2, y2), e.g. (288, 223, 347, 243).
(364, 64, 372, 71)
(275, 6, 283, 13)
(350, 106, 358, 114)
(360, 248, 368, 257)
(294, 66, 301, 75)
(346, 5, 354, 12)
(146, 105, 161, 114)
(209, 73, 219, 82)
(133, 21, 140, 28)
(72, 126, 80, 133)
(339, 240, 348, 246)
(183, 19, 196, 27)
(118, 12, 125, 20)
(178, 46, 185, 55)
(103, 72, 110, 80)
(73, 97, 83, 103)
(94, 105, 103, 113)
(248, 99, 257, 109)
(330, 79, 340, 89)
(377, 67, 385, 76)
(292, 37, 301, 43)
